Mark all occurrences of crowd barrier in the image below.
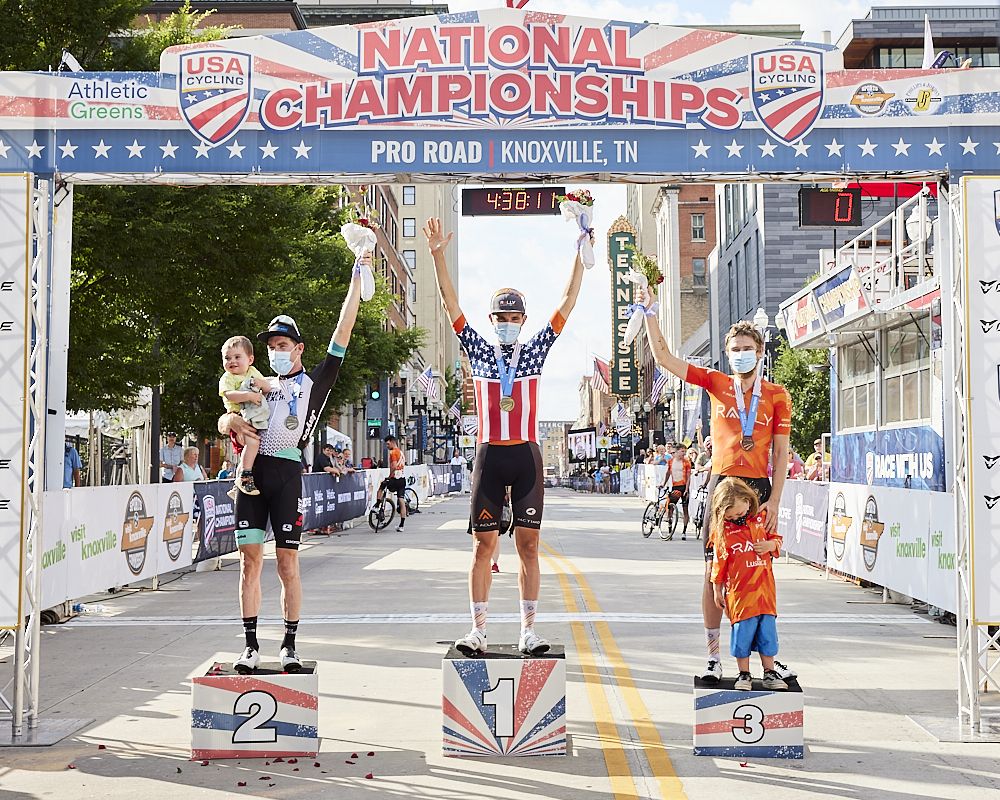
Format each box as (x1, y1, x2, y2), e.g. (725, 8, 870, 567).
(429, 464, 463, 496)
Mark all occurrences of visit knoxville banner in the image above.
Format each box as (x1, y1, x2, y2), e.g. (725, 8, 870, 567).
(826, 482, 955, 613)
(40, 483, 195, 608)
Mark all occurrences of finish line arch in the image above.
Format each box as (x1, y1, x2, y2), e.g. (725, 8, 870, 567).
(0, 6, 997, 741)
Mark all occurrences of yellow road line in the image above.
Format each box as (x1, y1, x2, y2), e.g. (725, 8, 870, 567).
(543, 541, 689, 800)
(542, 550, 640, 799)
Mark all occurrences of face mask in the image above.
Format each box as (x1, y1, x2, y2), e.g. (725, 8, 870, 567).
(269, 350, 294, 376)
(728, 350, 758, 375)
(728, 514, 749, 527)
(495, 322, 521, 345)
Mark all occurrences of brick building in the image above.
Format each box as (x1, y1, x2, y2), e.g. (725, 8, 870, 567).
(139, 1, 306, 33)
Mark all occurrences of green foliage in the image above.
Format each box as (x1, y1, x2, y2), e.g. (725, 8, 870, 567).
(0, 0, 145, 71)
(444, 365, 462, 409)
(771, 339, 831, 455)
(113, 0, 233, 71)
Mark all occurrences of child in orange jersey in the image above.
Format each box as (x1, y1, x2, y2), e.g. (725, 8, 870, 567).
(711, 478, 787, 691)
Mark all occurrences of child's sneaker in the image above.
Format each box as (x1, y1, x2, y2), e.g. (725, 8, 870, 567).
(238, 470, 260, 496)
(761, 669, 788, 690)
(734, 671, 753, 691)
(773, 660, 797, 680)
(226, 483, 238, 501)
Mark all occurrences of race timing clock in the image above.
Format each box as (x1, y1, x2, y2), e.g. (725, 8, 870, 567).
(798, 187, 863, 227)
(462, 187, 565, 217)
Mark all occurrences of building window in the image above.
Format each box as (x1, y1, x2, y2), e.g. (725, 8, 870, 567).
(728, 261, 736, 325)
(839, 338, 877, 430)
(755, 229, 763, 302)
(691, 213, 705, 241)
(744, 238, 754, 311)
(882, 316, 931, 425)
(402, 249, 416, 271)
(402, 185, 416, 205)
(734, 250, 743, 317)
(748, 184, 757, 216)
(403, 218, 416, 237)
(724, 186, 733, 246)
(692, 258, 706, 289)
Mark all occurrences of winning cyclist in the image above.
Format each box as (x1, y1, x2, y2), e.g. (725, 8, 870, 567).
(641, 283, 797, 685)
(424, 217, 585, 657)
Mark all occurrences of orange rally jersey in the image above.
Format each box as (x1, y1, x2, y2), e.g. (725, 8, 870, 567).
(686, 364, 791, 478)
(711, 511, 782, 623)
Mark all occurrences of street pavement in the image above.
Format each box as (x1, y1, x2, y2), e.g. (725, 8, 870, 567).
(1, 488, 999, 799)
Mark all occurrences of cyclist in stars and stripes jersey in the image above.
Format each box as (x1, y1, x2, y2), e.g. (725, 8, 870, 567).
(424, 217, 586, 658)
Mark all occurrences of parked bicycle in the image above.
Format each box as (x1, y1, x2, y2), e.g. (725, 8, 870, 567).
(690, 483, 708, 539)
(642, 485, 682, 540)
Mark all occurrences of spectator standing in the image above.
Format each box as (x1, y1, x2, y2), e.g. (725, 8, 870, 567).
(804, 438, 828, 481)
(160, 433, 183, 483)
(313, 443, 337, 475)
(217, 460, 234, 480)
(173, 446, 208, 482)
(63, 441, 82, 489)
(789, 450, 805, 480)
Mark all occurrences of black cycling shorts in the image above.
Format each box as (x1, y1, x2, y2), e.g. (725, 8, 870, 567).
(670, 483, 689, 505)
(701, 474, 772, 562)
(470, 442, 544, 533)
(235, 455, 304, 550)
(380, 476, 406, 499)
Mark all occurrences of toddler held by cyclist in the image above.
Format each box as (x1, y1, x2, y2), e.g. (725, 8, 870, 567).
(710, 478, 787, 691)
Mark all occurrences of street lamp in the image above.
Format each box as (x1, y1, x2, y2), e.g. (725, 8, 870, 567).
(753, 307, 773, 379)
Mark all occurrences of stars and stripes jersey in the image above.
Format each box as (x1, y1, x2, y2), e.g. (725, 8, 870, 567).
(711, 511, 782, 623)
(453, 312, 565, 444)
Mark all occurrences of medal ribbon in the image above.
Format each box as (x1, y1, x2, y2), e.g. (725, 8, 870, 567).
(494, 344, 522, 405)
(732, 367, 763, 441)
(279, 372, 305, 420)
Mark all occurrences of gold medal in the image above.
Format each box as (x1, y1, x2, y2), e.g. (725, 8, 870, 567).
(499, 395, 515, 413)
(741, 435, 755, 451)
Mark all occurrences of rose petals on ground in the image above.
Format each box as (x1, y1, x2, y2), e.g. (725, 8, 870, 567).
(365, 773, 374, 779)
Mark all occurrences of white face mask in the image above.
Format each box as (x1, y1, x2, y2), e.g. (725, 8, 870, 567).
(269, 350, 294, 375)
(495, 322, 521, 345)
(728, 350, 758, 375)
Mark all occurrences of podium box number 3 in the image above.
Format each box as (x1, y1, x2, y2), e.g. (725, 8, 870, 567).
(191, 661, 319, 760)
(442, 645, 567, 757)
(693, 677, 804, 759)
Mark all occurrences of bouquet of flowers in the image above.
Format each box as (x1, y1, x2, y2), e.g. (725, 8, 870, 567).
(340, 212, 377, 301)
(622, 246, 662, 347)
(558, 189, 595, 269)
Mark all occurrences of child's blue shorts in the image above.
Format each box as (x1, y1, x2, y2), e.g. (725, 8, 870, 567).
(730, 614, 779, 658)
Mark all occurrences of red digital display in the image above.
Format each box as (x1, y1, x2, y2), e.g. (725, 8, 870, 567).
(798, 187, 863, 227)
(462, 187, 565, 217)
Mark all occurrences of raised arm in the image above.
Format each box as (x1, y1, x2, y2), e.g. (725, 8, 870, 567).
(640, 285, 690, 381)
(423, 218, 461, 325)
(555, 251, 586, 322)
(331, 254, 366, 351)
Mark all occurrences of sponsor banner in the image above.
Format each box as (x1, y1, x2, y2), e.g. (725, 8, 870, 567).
(812, 263, 869, 329)
(776, 479, 829, 565)
(619, 468, 635, 495)
(832, 425, 945, 492)
(300, 471, 368, 532)
(826, 482, 955, 613)
(635, 465, 668, 501)
(963, 176, 1000, 622)
(607, 218, 638, 396)
(0, 174, 29, 629)
(428, 465, 463, 496)
(403, 464, 431, 504)
(41, 484, 195, 605)
(193, 480, 241, 563)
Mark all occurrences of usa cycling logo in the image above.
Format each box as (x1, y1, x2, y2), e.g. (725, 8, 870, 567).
(750, 48, 824, 144)
(178, 51, 253, 145)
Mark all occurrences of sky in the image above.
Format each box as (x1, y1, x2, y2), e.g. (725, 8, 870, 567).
(450, 0, 976, 421)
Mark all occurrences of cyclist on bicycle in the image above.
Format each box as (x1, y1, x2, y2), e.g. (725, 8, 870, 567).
(661, 443, 692, 539)
(378, 435, 407, 532)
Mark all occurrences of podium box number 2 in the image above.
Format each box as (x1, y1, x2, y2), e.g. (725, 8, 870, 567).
(442, 644, 566, 757)
(693, 676, 803, 759)
(191, 660, 319, 760)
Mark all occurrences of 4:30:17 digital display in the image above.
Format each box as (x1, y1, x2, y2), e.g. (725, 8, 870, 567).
(462, 187, 566, 217)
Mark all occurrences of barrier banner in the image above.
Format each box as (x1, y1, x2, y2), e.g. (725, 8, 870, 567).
(41, 483, 195, 605)
(193, 481, 242, 563)
(831, 425, 945, 492)
(429, 465, 463, 496)
(776, 480, 829, 565)
(826, 482, 955, 612)
(619, 469, 635, 495)
(404, 464, 431, 503)
(300, 471, 368, 531)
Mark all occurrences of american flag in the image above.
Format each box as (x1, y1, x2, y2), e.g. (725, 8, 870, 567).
(456, 319, 559, 444)
(612, 401, 631, 436)
(590, 357, 610, 394)
(651, 366, 669, 405)
(448, 399, 462, 422)
(417, 366, 438, 401)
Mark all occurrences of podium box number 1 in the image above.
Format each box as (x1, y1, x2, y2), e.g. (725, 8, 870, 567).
(191, 660, 319, 760)
(442, 644, 567, 757)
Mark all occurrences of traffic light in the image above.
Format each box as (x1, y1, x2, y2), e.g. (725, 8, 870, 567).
(367, 425, 381, 439)
(369, 384, 381, 401)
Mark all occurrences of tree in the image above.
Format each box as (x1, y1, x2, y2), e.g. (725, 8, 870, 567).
(57, 3, 423, 436)
(771, 338, 831, 455)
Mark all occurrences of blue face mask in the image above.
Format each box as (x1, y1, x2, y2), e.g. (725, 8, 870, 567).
(269, 350, 294, 376)
(728, 350, 758, 375)
(495, 322, 521, 345)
